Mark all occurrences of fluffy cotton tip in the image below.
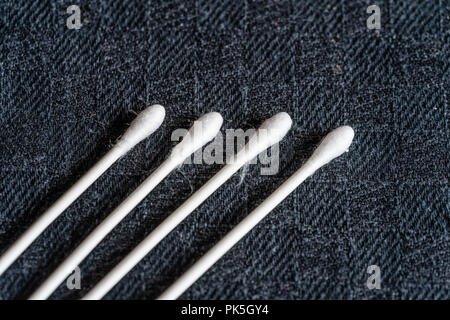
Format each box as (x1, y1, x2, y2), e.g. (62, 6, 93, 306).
(191, 112, 224, 145)
(236, 112, 292, 163)
(171, 112, 223, 161)
(257, 112, 293, 145)
(307, 125, 354, 170)
(119, 105, 166, 149)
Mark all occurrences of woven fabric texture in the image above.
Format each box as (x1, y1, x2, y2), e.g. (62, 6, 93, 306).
(0, 0, 448, 299)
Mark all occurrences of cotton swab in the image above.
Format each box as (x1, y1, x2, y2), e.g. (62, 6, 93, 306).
(157, 125, 354, 300)
(82, 112, 293, 300)
(28, 112, 223, 300)
(0, 105, 166, 277)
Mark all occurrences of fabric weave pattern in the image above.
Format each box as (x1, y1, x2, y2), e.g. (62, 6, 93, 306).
(0, 0, 448, 299)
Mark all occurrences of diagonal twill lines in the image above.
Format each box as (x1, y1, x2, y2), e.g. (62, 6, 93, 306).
(197, 0, 245, 33)
(245, 30, 296, 84)
(147, 28, 196, 81)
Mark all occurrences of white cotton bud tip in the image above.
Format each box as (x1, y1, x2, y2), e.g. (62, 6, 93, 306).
(171, 112, 223, 160)
(307, 125, 354, 170)
(119, 105, 166, 149)
(257, 112, 292, 145)
(239, 112, 292, 162)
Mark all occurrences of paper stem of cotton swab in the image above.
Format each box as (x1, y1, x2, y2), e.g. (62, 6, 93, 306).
(0, 105, 165, 277)
(28, 112, 223, 300)
(157, 125, 355, 300)
(82, 112, 293, 300)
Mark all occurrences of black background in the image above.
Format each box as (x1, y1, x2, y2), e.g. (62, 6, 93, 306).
(0, 1, 448, 299)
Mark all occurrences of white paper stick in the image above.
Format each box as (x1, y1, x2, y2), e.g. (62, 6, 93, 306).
(82, 112, 293, 300)
(29, 112, 223, 300)
(0, 105, 166, 277)
(157, 125, 354, 300)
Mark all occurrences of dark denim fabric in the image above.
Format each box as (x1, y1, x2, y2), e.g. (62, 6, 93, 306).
(0, 0, 448, 299)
